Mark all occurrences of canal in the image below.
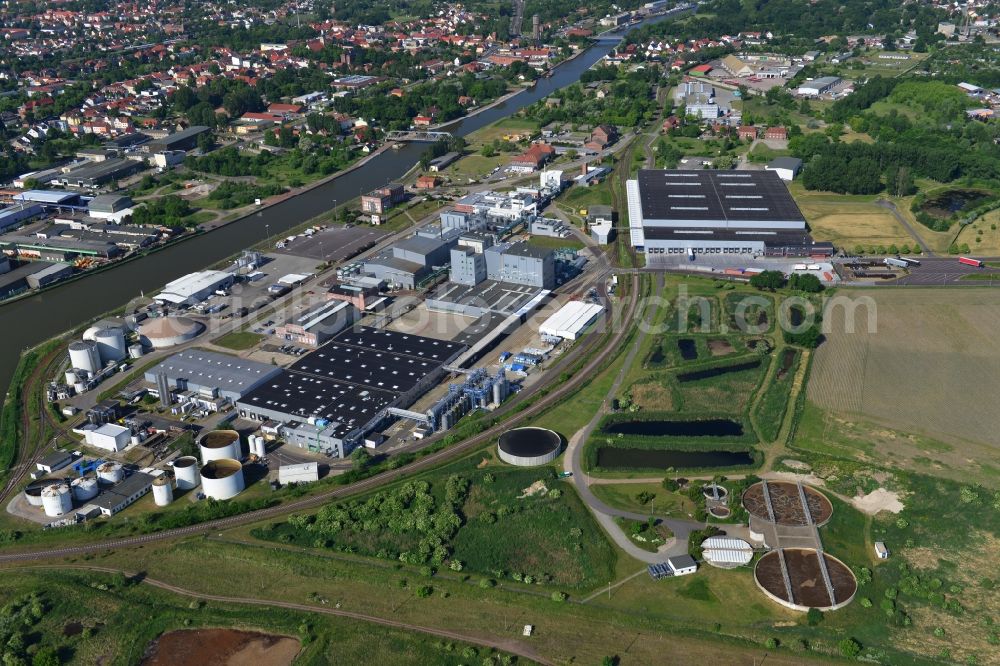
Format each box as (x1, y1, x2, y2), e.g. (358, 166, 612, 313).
(0, 11, 685, 401)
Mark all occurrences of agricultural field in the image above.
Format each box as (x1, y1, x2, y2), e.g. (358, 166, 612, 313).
(805, 288, 1000, 483)
(954, 207, 1000, 255)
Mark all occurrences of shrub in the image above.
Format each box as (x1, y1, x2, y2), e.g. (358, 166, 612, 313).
(839, 638, 862, 658)
(479, 578, 495, 589)
(550, 591, 567, 602)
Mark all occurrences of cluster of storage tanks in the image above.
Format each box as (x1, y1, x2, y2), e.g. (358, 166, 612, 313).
(159, 430, 248, 501)
(24, 461, 126, 518)
(248, 434, 267, 458)
(66, 324, 130, 391)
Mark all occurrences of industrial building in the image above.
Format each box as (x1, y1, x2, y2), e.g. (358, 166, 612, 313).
(156, 270, 235, 306)
(236, 326, 466, 457)
(485, 241, 555, 289)
(765, 157, 803, 182)
(538, 301, 604, 341)
(363, 234, 453, 289)
(274, 300, 358, 347)
(278, 462, 319, 485)
(56, 158, 146, 189)
(1, 235, 124, 261)
(796, 76, 841, 97)
(87, 471, 155, 516)
(0, 262, 73, 299)
(426, 280, 548, 318)
(145, 126, 211, 153)
(0, 203, 45, 232)
(144, 349, 283, 402)
(87, 193, 134, 220)
(675, 81, 721, 119)
(626, 169, 832, 261)
(79, 423, 131, 452)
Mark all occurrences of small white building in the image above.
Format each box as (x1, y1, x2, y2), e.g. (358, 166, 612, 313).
(538, 301, 604, 341)
(278, 462, 319, 485)
(766, 157, 803, 182)
(83, 423, 131, 452)
(667, 554, 698, 576)
(874, 541, 889, 559)
(797, 76, 841, 97)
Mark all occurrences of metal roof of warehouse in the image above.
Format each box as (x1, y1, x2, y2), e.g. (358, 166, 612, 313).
(290, 342, 441, 394)
(636, 169, 804, 223)
(331, 325, 464, 361)
(145, 350, 281, 395)
(239, 371, 396, 424)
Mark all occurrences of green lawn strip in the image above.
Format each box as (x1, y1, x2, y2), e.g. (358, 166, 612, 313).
(212, 331, 264, 350)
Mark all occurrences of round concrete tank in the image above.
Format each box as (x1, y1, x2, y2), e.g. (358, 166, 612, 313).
(497, 427, 562, 466)
(68, 341, 101, 375)
(93, 327, 127, 364)
(152, 475, 174, 506)
(128, 344, 145, 359)
(172, 456, 199, 490)
(41, 483, 73, 517)
(70, 475, 99, 502)
(96, 461, 124, 485)
(200, 459, 244, 500)
(137, 316, 203, 349)
(199, 430, 241, 464)
(73, 382, 87, 394)
(64, 370, 78, 385)
(24, 479, 54, 507)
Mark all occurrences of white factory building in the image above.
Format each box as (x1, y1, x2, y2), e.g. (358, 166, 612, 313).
(156, 270, 235, 306)
(538, 301, 604, 341)
(80, 423, 131, 452)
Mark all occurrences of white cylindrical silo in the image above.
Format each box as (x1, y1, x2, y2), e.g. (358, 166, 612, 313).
(172, 456, 199, 490)
(41, 483, 73, 517)
(96, 461, 124, 485)
(68, 341, 101, 375)
(200, 459, 244, 500)
(199, 430, 241, 464)
(152, 476, 174, 506)
(71, 476, 99, 502)
(250, 436, 265, 457)
(64, 370, 78, 385)
(128, 344, 144, 359)
(73, 382, 87, 394)
(93, 327, 127, 364)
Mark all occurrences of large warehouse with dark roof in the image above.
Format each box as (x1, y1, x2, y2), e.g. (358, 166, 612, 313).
(236, 326, 466, 457)
(626, 169, 832, 261)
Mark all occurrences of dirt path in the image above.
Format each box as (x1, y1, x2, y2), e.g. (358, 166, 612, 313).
(875, 199, 934, 256)
(15, 564, 554, 666)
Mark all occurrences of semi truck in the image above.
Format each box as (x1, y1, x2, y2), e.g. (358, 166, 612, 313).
(959, 256, 984, 268)
(884, 257, 909, 268)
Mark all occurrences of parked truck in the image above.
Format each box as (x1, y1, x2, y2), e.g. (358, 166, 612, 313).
(959, 256, 985, 268)
(884, 257, 909, 269)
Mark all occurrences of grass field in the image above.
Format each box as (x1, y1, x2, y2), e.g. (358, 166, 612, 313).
(953, 207, 1000, 255)
(804, 288, 1000, 484)
(796, 198, 914, 249)
(212, 330, 264, 350)
(0, 569, 520, 666)
(591, 482, 697, 518)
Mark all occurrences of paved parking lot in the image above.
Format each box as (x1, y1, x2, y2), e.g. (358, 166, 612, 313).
(273, 225, 388, 264)
(890, 257, 1000, 286)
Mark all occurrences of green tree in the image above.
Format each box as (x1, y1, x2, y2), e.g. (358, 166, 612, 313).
(839, 638, 862, 658)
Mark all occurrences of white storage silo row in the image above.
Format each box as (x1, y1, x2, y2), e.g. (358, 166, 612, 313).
(249, 435, 267, 458)
(41, 483, 73, 517)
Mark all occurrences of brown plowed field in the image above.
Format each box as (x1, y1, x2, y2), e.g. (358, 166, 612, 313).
(808, 288, 1000, 450)
(143, 629, 300, 666)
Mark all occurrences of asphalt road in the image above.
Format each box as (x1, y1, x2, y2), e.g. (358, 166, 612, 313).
(888, 256, 1000, 286)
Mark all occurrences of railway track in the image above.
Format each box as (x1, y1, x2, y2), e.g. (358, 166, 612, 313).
(0, 342, 70, 504)
(0, 265, 642, 563)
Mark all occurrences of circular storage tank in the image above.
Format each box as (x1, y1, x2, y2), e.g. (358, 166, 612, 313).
(83, 325, 102, 342)
(200, 459, 245, 500)
(137, 317, 203, 349)
(41, 483, 73, 517)
(172, 456, 199, 490)
(93, 327, 127, 363)
(743, 481, 833, 527)
(754, 548, 857, 611)
(497, 427, 562, 467)
(24, 479, 57, 507)
(128, 344, 145, 359)
(70, 475, 99, 502)
(199, 430, 241, 464)
(96, 461, 124, 485)
(64, 370, 78, 385)
(152, 476, 174, 506)
(68, 340, 101, 375)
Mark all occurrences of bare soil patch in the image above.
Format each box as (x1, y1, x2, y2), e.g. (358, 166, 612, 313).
(143, 629, 300, 666)
(707, 339, 735, 356)
(850, 487, 904, 515)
